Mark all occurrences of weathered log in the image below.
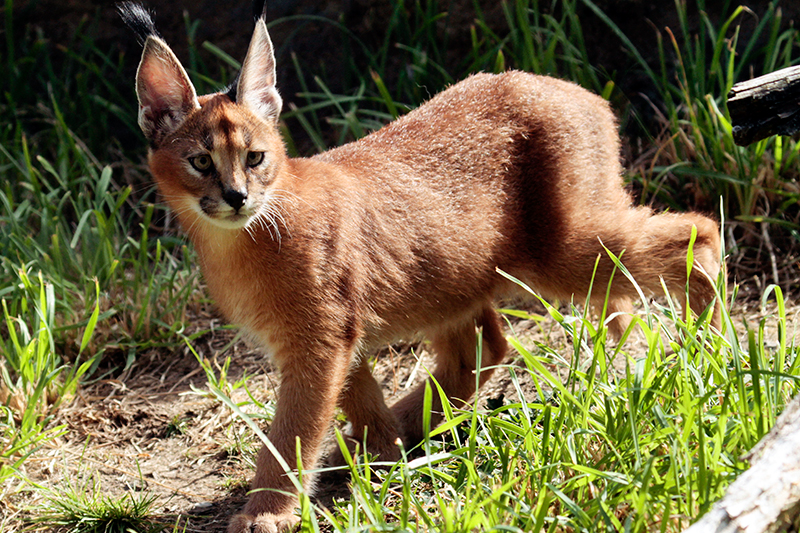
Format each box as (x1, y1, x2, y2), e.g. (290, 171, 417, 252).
(683, 394, 800, 532)
(727, 64, 800, 146)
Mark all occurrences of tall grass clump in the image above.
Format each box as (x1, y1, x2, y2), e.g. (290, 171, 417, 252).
(276, 0, 614, 154)
(0, 1, 203, 492)
(0, 272, 100, 493)
(583, 0, 800, 281)
(1, 1, 227, 342)
(30, 475, 168, 533)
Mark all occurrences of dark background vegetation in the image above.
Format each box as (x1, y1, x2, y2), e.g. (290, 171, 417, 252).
(4, 0, 800, 331)
(9, 0, 798, 152)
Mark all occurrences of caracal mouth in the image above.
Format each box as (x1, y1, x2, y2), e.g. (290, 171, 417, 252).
(193, 201, 257, 230)
(207, 211, 256, 230)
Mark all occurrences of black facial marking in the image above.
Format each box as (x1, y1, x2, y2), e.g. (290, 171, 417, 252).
(199, 196, 215, 215)
(217, 116, 236, 142)
(201, 129, 214, 151)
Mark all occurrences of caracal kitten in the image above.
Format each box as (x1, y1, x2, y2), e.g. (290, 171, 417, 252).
(121, 3, 721, 532)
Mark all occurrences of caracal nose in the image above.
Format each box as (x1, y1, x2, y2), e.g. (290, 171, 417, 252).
(223, 188, 248, 211)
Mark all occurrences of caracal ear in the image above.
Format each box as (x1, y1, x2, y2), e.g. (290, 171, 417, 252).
(237, 18, 282, 122)
(135, 35, 200, 144)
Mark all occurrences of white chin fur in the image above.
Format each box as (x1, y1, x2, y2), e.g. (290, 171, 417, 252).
(192, 202, 254, 230)
(206, 214, 253, 230)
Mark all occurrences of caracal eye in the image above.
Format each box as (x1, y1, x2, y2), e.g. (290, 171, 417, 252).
(246, 151, 265, 167)
(189, 154, 214, 173)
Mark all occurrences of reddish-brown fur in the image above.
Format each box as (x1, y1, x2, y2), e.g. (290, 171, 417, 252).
(131, 13, 721, 533)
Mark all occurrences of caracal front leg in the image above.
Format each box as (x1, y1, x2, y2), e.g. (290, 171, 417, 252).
(228, 344, 352, 533)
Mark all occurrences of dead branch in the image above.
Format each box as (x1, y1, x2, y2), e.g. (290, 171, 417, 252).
(727, 65, 800, 146)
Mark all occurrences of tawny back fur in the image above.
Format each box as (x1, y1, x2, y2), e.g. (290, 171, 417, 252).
(124, 5, 721, 532)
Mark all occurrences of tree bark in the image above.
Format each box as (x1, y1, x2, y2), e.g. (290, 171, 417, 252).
(727, 64, 800, 146)
(684, 394, 800, 532)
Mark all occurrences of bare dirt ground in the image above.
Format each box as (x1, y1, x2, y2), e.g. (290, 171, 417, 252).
(4, 296, 800, 532)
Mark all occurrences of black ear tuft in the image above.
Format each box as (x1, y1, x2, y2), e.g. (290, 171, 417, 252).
(252, 0, 267, 22)
(117, 2, 160, 43)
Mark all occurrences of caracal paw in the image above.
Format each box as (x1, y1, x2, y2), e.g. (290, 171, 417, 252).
(227, 512, 299, 533)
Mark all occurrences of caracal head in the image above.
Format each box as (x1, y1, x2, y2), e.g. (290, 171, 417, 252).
(134, 17, 285, 231)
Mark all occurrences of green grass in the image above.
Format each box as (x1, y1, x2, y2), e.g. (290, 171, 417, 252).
(29, 475, 168, 533)
(1, 0, 799, 530)
(279, 0, 613, 154)
(595, 0, 800, 234)
(207, 268, 797, 532)
(0, 270, 101, 492)
(1, 0, 202, 503)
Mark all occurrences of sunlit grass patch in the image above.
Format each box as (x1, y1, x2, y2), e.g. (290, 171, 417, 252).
(29, 475, 169, 533)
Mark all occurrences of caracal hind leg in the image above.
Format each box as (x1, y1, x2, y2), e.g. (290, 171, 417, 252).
(328, 358, 403, 465)
(603, 298, 633, 340)
(391, 306, 509, 447)
(624, 212, 721, 331)
(228, 345, 352, 533)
